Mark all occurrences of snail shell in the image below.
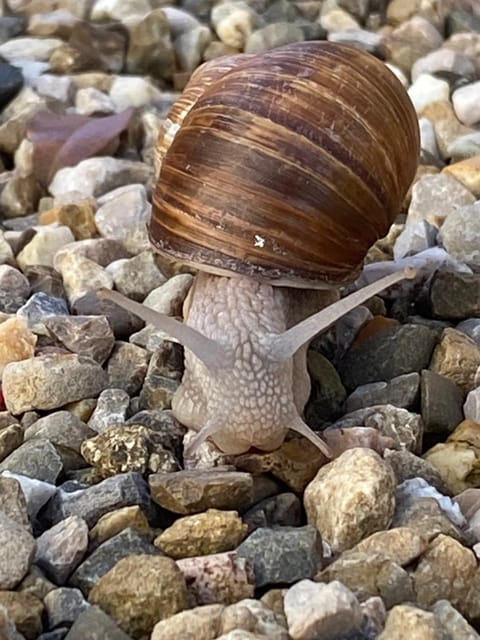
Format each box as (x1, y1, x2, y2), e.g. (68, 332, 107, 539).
(150, 41, 419, 288)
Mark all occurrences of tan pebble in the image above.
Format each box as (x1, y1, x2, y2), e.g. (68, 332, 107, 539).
(430, 328, 480, 394)
(443, 155, 480, 197)
(0, 318, 37, 380)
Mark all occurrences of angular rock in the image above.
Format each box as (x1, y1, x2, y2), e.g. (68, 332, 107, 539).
(0, 439, 63, 484)
(304, 448, 396, 552)
(2, 354, 108, 414)
(0, 512, 35, 589)
(432, 599, 480, 640)
(24, 411, 94, 456)
(0, 476, 30, 530)
(429, 271, 480, 320)
(44, 588, 88, 629)
(87, 389, 130, 433)
(439, 201, 480, 268)
(379, 605, 443, 640)
(151, 604, 224, 640)
(63, 605, 132, 640)
(345, 372, 420, 413)
(0, 591, 43, 640)
(16, 293, 69, 335)
(44, 315, 115, 364)
(430, 328, 480, 394)
(0, 265, 30, 313)
(243, 493, 302, 534)
(351, 527, 428, 567)
(35, 516, 89, 585)
(384, 449, 450, 494)
(421, 370, 464, 434)
(284, 579, 362, 640)
(0, 318, 36, 379)
(407, 173, 475, 227)
(88, 555, 189, 639)
(177, 551, 255, 606)
(106, 342, 149, 396)
(236, 526, 321, 589)
(89, 506, 151, 549)
(155, 509, 247, 559)
(149, 471, 255, 515)
(2, 471, 57, 521)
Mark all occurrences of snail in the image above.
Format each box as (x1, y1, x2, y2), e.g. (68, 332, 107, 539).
(99, 41, 419, 459)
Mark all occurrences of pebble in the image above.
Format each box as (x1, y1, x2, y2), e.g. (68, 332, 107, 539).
(0, 439, 63, 484)
(149, 470, 255, 515)
(0, 590, 44, 639)
(176, 551, 255, 606)
(88, 555, 189, 639)
(407, 73, 450, 113)
(75, 87, 115, 115)
(412, 48, 477, 83)
(2, 353, 108, 414)
(106, 251, 166, 301)
(70, 527, 160, 596)
(109, 76, 163, 111)
(304, 448, 396, 552)
(17, 226, 75, 271)
(378, 604, 441, 640)
(43, 588, 88, 630)
(87, 388, 130, 433)
(82, 424, 180, 477)
(439, 201, 480, 267)
(0, 476, 31, 530)
(0, 36, 62, 62)
(430, 328, 480, 394)
(35, 516, 89, 585)
(39, 202, 98, 240)
(337, 323, 438, 391)
(464, 389, 480, 423)
(106, 342, 149, 395)
(57, 252, 113, 304)
(407, 172, 476, 227)
(457, 318, 480, 346)
(413, 534, 476, 611)
(49, 158, 152, 199)
(452, 80, 480, 126)
(0, 512, 35, 589)
(284, 579, 362, 640)
(44, 471, 152, 528)
(421, 369, 464, 434)
(243, 493, 302, 533)
(429, 270, 480, 320)
(63, 604, 132, 639)
(0, 265, 30, 313)
(236, 525, 321, 588)
(151, 604, 224, 640)
(0, 317, 37, 379)
(351, 526, 428, 566)
(43, 315, 115, 364)
(421, 100, 473, 159)
(211, 2, 258, 49)
(345, 372, 420, 412)
(155, 509, 247, 559)
(393, 220, 437, 260)
(448, 131, 480, 160)
(35, 74, 75, 104)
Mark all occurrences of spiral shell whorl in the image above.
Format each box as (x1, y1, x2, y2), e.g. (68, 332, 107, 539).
(151, 41, 420, 287)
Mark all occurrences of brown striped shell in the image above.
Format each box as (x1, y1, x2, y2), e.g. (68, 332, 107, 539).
(150, 41, 420, 288)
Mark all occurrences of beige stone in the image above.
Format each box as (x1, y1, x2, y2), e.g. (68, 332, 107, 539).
(304, 448, 396, 552)
(420, 101, 474, 159)
(0, 591, 43, 640)
(0, 318, 37, 380)
(39, 202, 98, 240)
(413, 534, 477, 610)
(89, 506, 151, 548)
(151, 604, 224, 640)
(379, 604, 442, 640)
(424, 439, 480, 495)
(430, 328, 480, 394)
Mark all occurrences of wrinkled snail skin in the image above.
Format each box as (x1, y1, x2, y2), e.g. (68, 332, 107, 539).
(100, 41, 420, 458)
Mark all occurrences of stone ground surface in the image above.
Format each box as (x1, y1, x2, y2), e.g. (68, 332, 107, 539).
(0, 0, 480, 639)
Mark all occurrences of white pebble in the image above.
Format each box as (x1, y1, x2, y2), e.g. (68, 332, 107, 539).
(452, 81, 480, 127)
(407, 73, 450, 113)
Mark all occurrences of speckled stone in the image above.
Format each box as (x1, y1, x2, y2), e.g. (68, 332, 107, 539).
(177, 551, 255, 606)
(0, 476, 30, 531)
(35, 516, 89, 585)
(43, 587, 88, 630)
(0, 317, 36, 379)
(0, 590, 44, 640)
(106, 342, 149, 396)
(378, 605, 442, 640)
(0, 439, 63, 484)
(430, 328, 480, 394)
(429, 271, 480, 320)
(0, 511, 35, 590)
(350, 527, 428, 566)
(63, 604, 132, 639)
(345, 372, 420, 413)
(438, 201, 480, 268)
(407, 172, 476, 226)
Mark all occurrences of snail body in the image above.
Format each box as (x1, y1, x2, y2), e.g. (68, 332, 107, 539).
(102, 41, 419, 458)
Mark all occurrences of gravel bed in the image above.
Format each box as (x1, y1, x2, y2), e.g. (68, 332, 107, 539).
(0, 0, 480, 639)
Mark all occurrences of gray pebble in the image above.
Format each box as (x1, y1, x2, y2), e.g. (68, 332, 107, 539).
(0, 511, 35, 589)
(456, 318, 480, 346)
(421, 370, 464, 434)
(236, 525, 322, 588)
(43, 315, 115, 364)
(1, 471, 57, 520)
(106, 342, 149, 396)
(0, 264, 30, 313)
(243, 493, 303, 534)
(64, 605, 132, 640)
(429, 271, 480, 320)
(36, 516, 89, 585)
(0, 476, 31, 530)
(44, 588, 89, 629)
(345, 372, 420, 413)
(87, 388, 130, 433)
(0, 439, 63, 484)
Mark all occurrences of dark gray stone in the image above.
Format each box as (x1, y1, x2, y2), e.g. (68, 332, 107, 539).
(64, 605, 132, 639)
(126, 409, 185, 458)
(24, 411, 94, 455)
(38, 629, 69, 640)
(0, 439, 63, 484)
(385, 449, 450, 495)
(429, 271, 480, 321)
(446, 10, 480, 35)
(71, 291, 143, 340)
(69, 528, 161, 596)
(305, 351, 347, 426)
(236, 525, 322, 588)
(345, 372, 420, 413)
(0, 62, 23, 110)
(106, 341, 149, 396)
(0, 17, 25, 44)
(338, 324, 438, 391)
(421, 370, 464, 434)
(44, 588, 89, 629)
(24, 265, 66, 299)
(42, 472, 153, 528)
(243, 492, 303, 534)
